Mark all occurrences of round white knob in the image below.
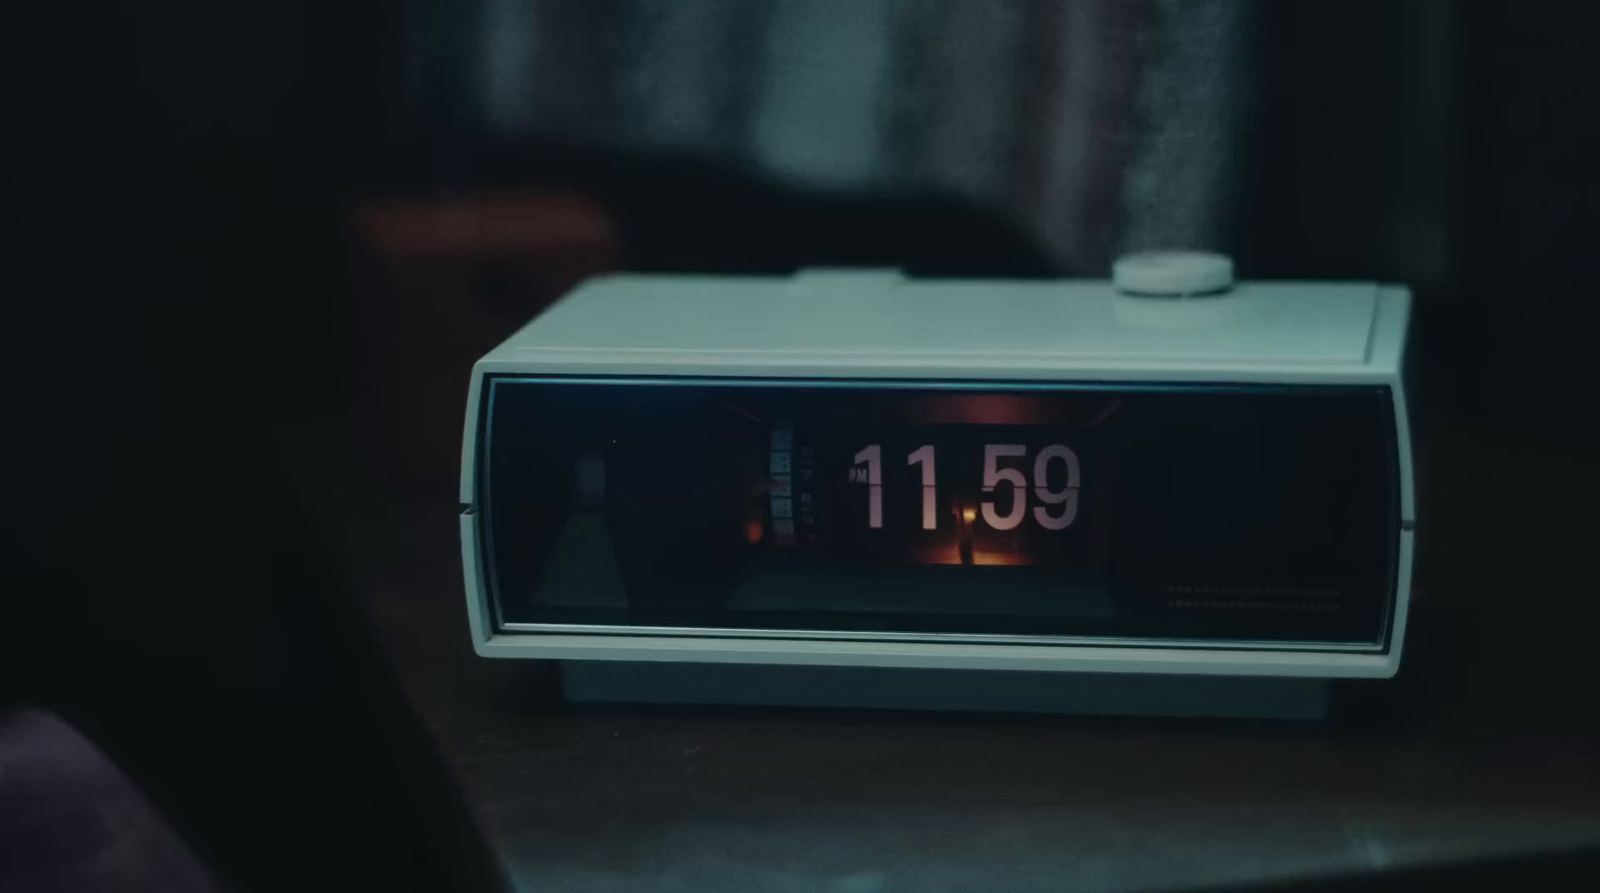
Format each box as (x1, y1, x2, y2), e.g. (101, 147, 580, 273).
(1112, 251, 1234, 296)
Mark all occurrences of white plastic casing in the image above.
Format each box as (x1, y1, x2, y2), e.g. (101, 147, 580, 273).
(460, 272, 1414, 678)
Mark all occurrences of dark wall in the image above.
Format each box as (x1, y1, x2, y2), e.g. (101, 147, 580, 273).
(1454, 1, 1600, 431)
(4, 3, 476, 892)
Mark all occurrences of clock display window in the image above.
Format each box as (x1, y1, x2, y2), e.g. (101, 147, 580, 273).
(477, 377, 1398, 648)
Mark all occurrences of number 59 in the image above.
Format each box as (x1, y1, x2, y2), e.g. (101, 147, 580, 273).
(981, 444, 1080, 531)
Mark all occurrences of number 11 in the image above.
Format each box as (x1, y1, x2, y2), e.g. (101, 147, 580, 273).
(852, 444, 937, 531)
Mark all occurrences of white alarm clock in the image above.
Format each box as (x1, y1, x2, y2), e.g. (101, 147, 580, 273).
(459, 254, 1413, 716)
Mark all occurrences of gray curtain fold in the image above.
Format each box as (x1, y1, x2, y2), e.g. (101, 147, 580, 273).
(437, 0, 1255, 273)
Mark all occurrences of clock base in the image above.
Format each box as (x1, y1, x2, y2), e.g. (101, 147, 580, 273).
(559, 661, 1330, 721)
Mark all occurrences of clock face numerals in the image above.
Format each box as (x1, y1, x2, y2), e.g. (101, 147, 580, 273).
(851, 443, 1081, 533)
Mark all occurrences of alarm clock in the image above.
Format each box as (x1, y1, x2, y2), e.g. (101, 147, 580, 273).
(460, 256, 1413, 715)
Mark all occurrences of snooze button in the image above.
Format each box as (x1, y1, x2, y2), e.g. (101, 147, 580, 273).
(1112, 251, 1234, 297)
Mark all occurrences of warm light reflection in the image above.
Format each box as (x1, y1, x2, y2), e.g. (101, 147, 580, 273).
(972, 551, 1032, 567)
(908, 544, 962, 565)
(905, 544, 1035, 567)
(906, 394, 1051, 425)
(962, 507, 977, 523)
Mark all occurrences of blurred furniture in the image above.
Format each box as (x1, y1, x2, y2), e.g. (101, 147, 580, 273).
(352, 192, 618, 486)
(0, 711, 220, 893)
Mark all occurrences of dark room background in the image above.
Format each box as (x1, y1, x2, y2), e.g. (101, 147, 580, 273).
(5, 2, 1598, 891)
